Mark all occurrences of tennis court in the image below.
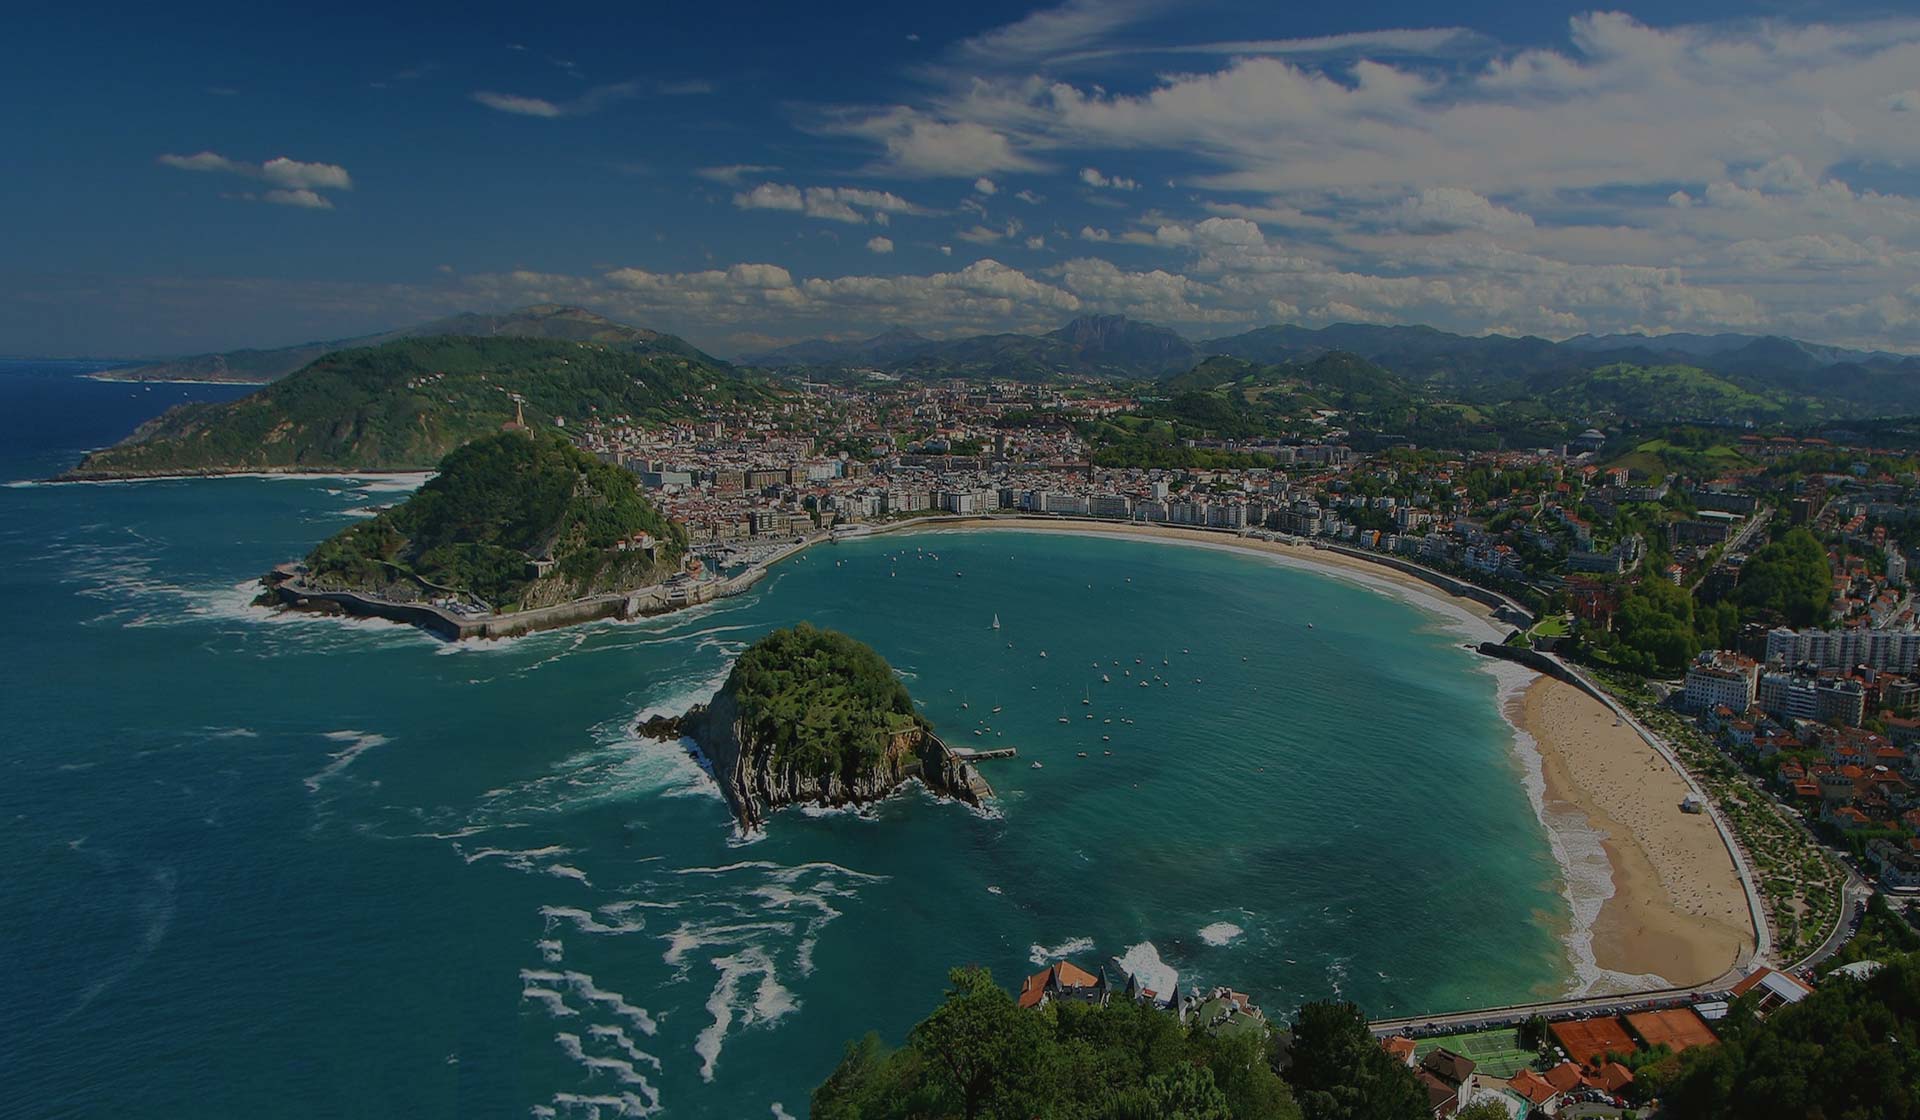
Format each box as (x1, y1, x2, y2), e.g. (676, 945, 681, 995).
(1412, 1027, 1539, 1078)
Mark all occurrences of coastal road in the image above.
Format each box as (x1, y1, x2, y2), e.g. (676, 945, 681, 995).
(1369, 982, 1731, 1038)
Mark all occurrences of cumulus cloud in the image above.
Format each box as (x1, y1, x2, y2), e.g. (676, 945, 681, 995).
(973, 177, 998, 195)
(866, 236, 894, 254)
(157, 150, 353, 209)
(818, 109, 1041, 177)
(1079, 167, 1140, 191)
(1386, 188, 1535, 234)
(732, 182, 923, 224)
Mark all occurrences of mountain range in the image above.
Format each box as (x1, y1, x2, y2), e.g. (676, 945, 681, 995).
(750, 316, 1920, 418)
(98, 304, 719, 383)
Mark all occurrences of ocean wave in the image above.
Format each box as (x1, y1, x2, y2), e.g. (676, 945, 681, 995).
(1113, 942, 1179, 1001)
(303, 730, 390, 793)
(1029, 936, 1096, 967)
(694, 947, 793, 1084)
(540, 905, 650, 937)
(1198, 922, 1245, 947)
(547, 1091, 658, 1119)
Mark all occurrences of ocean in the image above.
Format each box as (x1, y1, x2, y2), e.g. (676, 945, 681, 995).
(0, 360, 1575, 1118)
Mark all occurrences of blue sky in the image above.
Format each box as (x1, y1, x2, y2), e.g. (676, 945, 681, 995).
(5, 0, 1920, 358)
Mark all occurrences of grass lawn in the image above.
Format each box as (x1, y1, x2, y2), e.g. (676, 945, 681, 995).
(1412, 1027, 1539, 1079)
(1529, 615, 1570, 639)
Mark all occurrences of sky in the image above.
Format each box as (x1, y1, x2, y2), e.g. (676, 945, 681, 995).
(6, 0, 1920, 359)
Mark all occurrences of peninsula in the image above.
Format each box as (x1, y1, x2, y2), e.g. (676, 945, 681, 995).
(262, 429, 708, 637)
(59, 328, 764, 479)
(639, 623, 991, 827)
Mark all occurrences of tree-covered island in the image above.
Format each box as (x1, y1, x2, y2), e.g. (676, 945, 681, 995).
(642, 623, 991, 826)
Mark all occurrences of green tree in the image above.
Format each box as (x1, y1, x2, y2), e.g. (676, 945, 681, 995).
(907, 966, 1050, 1120)
(1286, 1001, 1426, 1120)
(1736, 528, 1832, 626)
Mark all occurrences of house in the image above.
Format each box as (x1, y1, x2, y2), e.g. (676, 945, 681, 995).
(1729, 967, 1815, 1019)
(1416, 1048, 1477, 1116)
(1017, 960, 1107, 1010)
(1505, 1067, 1564, 1115)
(1380, 1035, 1417, 1067)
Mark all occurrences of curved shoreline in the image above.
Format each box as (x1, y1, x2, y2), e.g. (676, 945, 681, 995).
(884, 515, 1759, 996)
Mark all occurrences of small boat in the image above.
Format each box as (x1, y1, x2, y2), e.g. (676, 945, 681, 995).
(1102, 735, 1110, 742)
(1077, 751, 1088, 759)
(1182, 648, 1189, 655)
(991, 613, 1000, 630)
(1103, 749, 1112, 756)
(1058, 715, 1070, 724)
(973, 729, 984, 737)
(955, 572, 963, 578)
(1307, 623, 1315, 629)
(1031, 761, 1043, 769)
(1082, 688, 1091, 706)
(1039, 651, 1048, 659)
(991, 705, 1003, 714)
(1139, 681, 1149, 688)
(1124, 669, 1131, 677)
(1084, 713, 1093, 720)
(1103, 718, 1111, 724)
(961, 700, 969, 709)
(1102, 674, 1111, 683)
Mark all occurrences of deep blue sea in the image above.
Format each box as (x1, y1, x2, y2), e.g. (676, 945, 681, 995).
(0, 360, 1574, 1118)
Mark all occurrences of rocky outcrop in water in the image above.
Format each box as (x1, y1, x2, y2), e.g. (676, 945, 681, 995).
(638, 658, 991, 828)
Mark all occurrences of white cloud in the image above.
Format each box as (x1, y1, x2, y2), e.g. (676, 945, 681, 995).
(732, 182, 923, 224)
(866, 236, 894, 254)
(157, 150, 353, 209)
(1080, 226, 1111, 241)
(1386, 188, 1534, 234)
(471, 91, 562, 117)
(1079, 167, 1140, 191)
(695, 164, 780, 184)
(1014, 189, 1044, 204)
(470, 82, 638, 118)
(1024, 235, 1045, 250)
(973, 177, 998, 195)
(821, 109, 1041, 178)
(261, 188, 331, 210)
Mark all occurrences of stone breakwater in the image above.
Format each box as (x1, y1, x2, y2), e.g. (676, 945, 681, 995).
(639, 685, 991, 828)
(261, 565, 768, 641)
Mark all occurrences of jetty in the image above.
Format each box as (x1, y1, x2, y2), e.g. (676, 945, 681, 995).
(950, 745, 1018, 761)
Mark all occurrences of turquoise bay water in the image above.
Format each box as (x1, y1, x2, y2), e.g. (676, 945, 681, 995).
(1, 363, 1570, 1118)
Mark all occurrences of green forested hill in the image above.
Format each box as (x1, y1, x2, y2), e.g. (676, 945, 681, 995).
(304, 430, 685, 609)
(63, 335, 768, 478)
(730, 623, 928, 779)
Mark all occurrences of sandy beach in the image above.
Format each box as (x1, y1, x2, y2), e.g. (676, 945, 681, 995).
(1514, 677, 1754, 988)
(905, 515, 1756, 993)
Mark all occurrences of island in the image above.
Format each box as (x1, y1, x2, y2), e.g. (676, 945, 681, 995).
(639, 623, 992, 827)
(260, 428, 752, 638)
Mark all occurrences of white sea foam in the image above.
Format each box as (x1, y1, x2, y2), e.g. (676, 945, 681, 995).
(1198, 922, 1245, 947)
(63, 865, 176, 1022)
(1113, 942, 1178, 1001)
(1029, 936, 1096, 967)
(539, 905, 649, 937)
(537, 939, 565, 963)
(461, 844, 572, 866)
(589, 1024, 663, 1068)
(555, 1031, 660, 1096)
(547, 864, 593, 886)
(771, 1105, 796, 1120)
(694, 947, 792, 1083)
(548, 1091, 658, 1119)
(521, 987, 576, 1017)
(303, 730, 390, 793)
(564, 971, 658, 1034)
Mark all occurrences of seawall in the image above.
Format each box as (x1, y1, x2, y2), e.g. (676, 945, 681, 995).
(269, 565, 769, 641)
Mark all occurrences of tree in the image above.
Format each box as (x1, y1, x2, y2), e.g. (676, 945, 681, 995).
(1736, 528, 1832, 626)
(907, 966, 1048, 1120)
(1614, 576, 1701, 674)
(1286, 1001, 1426, 1120)
(1452, 1103, 1510, 1120)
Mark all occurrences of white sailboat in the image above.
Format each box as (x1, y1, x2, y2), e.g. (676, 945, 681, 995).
(991, 613, 1000, 630)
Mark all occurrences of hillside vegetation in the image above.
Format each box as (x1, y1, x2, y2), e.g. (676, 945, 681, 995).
(101, 303, 719, 383)
(304, 430, 684, 609)
(730, 623, 928, 779)
(66, 334, 765, 477)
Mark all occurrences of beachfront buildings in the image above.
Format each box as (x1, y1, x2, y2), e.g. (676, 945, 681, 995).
(1684, 651, 1760, 713)
(1765, 626, 1920, 673)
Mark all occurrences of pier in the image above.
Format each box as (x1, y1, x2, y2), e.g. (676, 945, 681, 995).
(949, 746, 1018, 761)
